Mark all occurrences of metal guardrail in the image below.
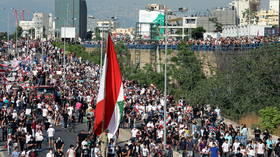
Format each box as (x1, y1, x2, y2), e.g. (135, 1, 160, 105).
(83, 41, 280, 51)
(84, 44, 179, 50)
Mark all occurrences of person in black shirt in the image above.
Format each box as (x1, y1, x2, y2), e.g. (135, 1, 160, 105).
(254, 127, 261, 141)
(27, 137, 36, 150)
(62, 111, 69, 128)
(274, 140, 280, 157)
(235, 147, 243, 157)
(121, 144, 129, 156)
(108, 139, 116, 157)
(81, 145, 90, 157)
(54, 149, 64, 157)
(77, 130, 88, 144)
(179, 137, 186, 156)
(55, 137, 64, 152)
(2, 122, 7, 141)
(17, 131, 26, 151)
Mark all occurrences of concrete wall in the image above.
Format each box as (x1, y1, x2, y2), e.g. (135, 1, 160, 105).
(85, 47, 240, 77)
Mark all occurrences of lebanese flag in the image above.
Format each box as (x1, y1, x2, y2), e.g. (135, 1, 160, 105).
(0, 64, 9, 72)
(93, 34, 124, 136)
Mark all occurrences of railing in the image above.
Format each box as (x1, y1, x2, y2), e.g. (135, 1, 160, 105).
(83, 41, 280, 51)
(83, 44, 179, 50)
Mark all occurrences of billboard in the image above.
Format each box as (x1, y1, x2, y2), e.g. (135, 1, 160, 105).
(138, 10, 165, 40)
(61, 27, 76, 38)
(139, 10, 164, 23)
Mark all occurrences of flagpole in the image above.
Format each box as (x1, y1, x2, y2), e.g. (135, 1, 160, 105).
(101, 28, 110, 157)
(100, 29, 103, 70)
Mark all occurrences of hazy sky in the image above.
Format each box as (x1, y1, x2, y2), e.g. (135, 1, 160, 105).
(0, 0, 269, 32)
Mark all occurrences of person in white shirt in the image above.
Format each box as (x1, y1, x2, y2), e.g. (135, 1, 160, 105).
(46, 149, 54, 157)
(222, 139, 230, 156)
(37, 103, 42, 109)
(146, 121, 154, 128)
(81, 139, 88, 149)
(233, 140, 241, 154)
(201, 146, 210, 157)
(256, 140, 265, 157)
(131, 127, 138, 138)
(25, 132, 32, 144)
(67, 106, 74, 118)
(214, 106, 221, 119)
(141, 145, 149, 157)
(92, 144, 102, 157)
(66, 145, 76, 157)
(42, 107, 48, 117)
(247, 145, 256, 157)
(240, 124, 248, 145)
(12, 110, 17, 119)
(47, 125, 55, 147)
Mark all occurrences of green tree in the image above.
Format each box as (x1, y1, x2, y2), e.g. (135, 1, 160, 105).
(191, 27, 206, 40)
(18, 26, 23, 38)
(242, 9, 258, 24)
(0, 32, 7, 40)
(95, 28, 101, 41)
(127, 64, 164, 90)
(169, 41, 205, 98)
(189, 43, 280, 120)
(209, 17, 223, 32)
(11, 26, 23, 39)
(43, 26, 47, 38)
(28, 28, 35, 39)
(115, 41, 134, 79)
(259, 107, 280, 133)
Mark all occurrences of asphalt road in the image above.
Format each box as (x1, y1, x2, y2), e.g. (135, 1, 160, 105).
(0, 122, 88, 157)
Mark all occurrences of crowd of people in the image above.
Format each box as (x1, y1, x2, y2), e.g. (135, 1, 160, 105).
(0, 39, 280, 157)
(83, 36, 280, 50)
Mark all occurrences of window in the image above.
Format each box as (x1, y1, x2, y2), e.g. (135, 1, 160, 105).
(185, 19, 196, 24)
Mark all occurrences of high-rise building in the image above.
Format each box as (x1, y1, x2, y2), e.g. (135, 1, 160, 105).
(32, 13, 49, 39)
(256, 10, 278, 26)
(55, 0, 87, 39)
(212, 8, 237, 26)
(269, 0, 279, 12)
(229, 0, 260, 25)
(80, 0, 87, 39)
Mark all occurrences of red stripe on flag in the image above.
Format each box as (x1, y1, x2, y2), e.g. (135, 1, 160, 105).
(0, 64, 8, 67)
(94, 34, 123, 135)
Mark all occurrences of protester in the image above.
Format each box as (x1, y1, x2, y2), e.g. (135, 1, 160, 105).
(1, 39, 279, 157)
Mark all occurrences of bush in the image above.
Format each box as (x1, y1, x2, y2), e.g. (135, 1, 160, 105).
(259, 106, 280, 133)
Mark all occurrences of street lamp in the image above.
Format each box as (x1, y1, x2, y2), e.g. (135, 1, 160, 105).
(72, 17, 77, 40)
(53, 17, 59, 40)
(88, 16, 103, 67)
(163, 6, 186, 151)
(279, 0, 280, 35)
(12, 8, 19, 57)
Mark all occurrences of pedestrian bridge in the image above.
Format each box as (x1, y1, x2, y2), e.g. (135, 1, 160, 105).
(83, 41, 279, 51)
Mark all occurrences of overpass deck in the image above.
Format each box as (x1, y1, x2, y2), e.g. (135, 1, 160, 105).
(84, 41, 280, 51)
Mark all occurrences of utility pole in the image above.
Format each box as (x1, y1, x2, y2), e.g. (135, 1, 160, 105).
(163, 4, 168, 151)
(15, 9, 18, 58)
(249, 0, 251, 37)
(279, 0, 280, 35)
(7, 8, 10, 52)
(237, 0, 240, 37)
